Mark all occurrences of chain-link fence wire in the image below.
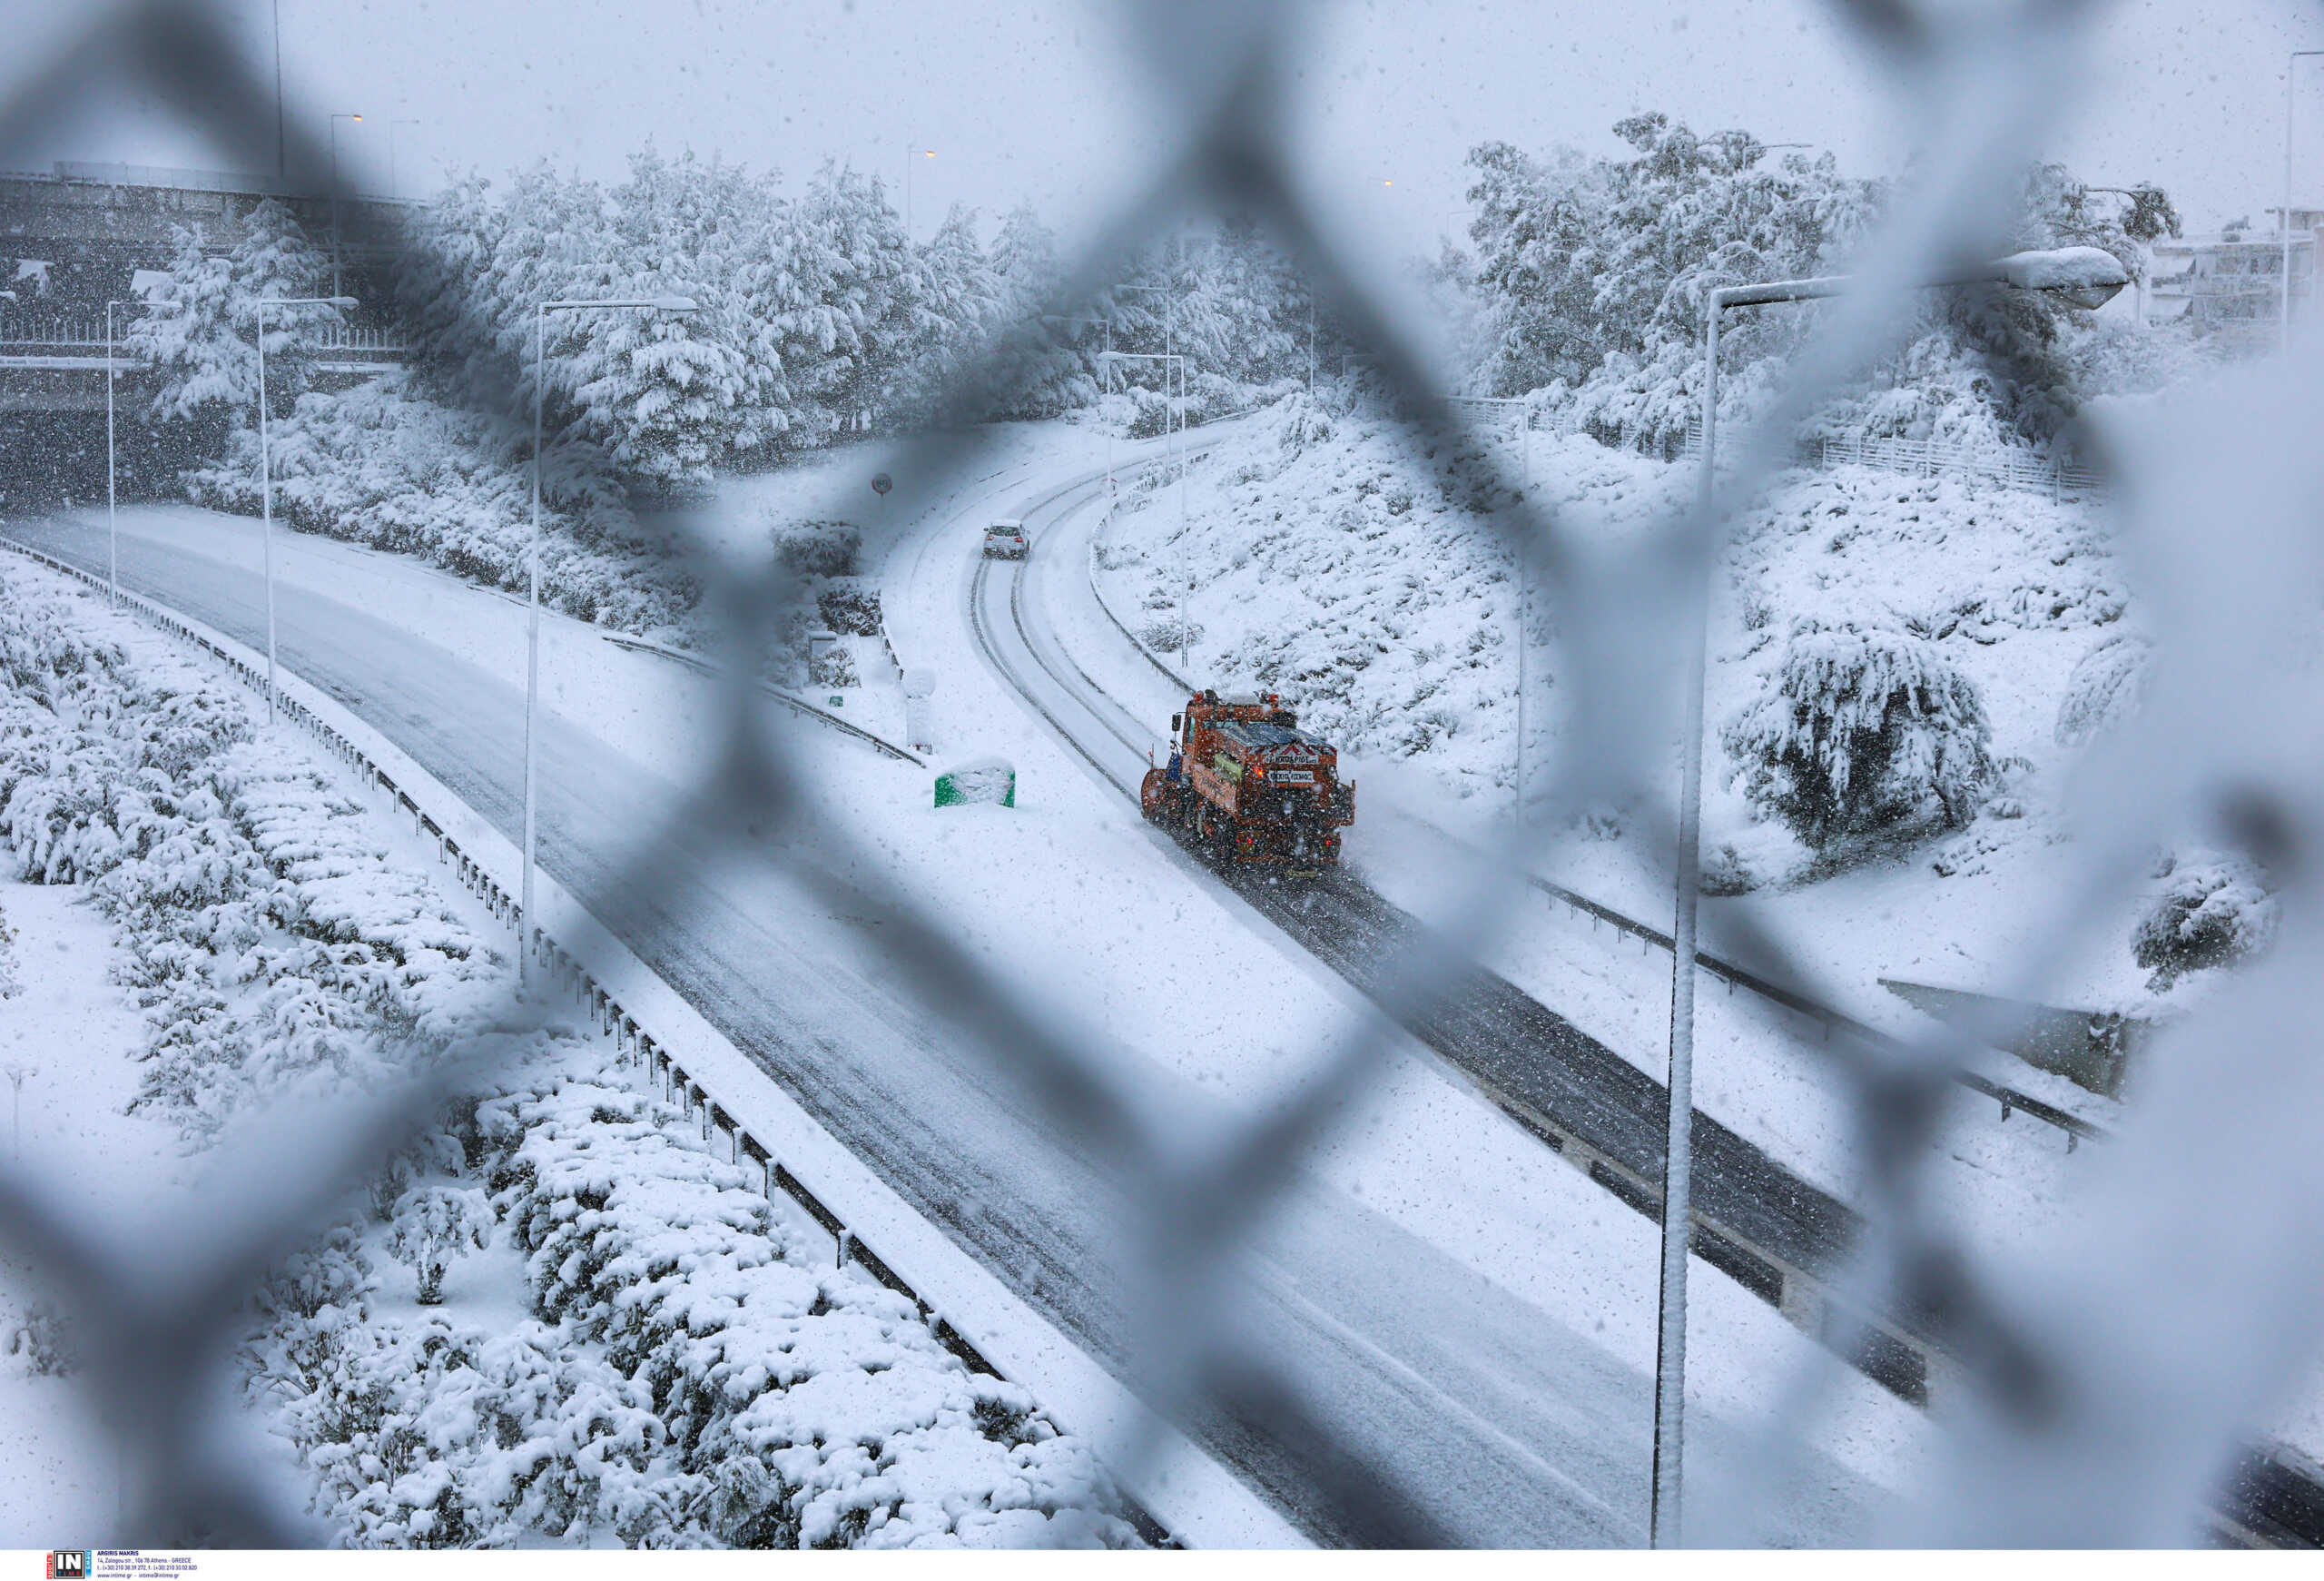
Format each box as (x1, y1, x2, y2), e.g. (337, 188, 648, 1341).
(1, 0, 2319, 1548)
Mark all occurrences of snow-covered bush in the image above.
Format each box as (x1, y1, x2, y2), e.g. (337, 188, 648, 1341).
(2132, 851, 2278, 990)
(769, 518, 862, 579)
(0, 894, 18, 1002)
(183, 376, 701, 646)
(816, 581, 883, 637)
(807, 645, 860, 689)
(0, 566, 508, 1139)
(385, 1186, 493, 1305)
(1137, 616, 1201, 656)
(2055, 630, 2154, 746)
(482, 1069, 1136, 1549)
(1722, 617, 1999, 849)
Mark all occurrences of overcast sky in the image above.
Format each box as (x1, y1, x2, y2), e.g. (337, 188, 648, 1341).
(5, 0, 2318, 254)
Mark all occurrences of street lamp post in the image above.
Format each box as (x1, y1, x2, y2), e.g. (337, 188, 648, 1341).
(1098, 349, 1191, 651)
(2286, 53, 2324, 352)
(254, 294, 357, 724)
(330, 113, 362, 299)
(522, 297, 699, 991)
(1112, 272, 1188, 618)
(1651, 250, 2129, 1549)
(103, 298, 148, 607)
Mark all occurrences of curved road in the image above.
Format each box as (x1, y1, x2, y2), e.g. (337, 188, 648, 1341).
(4, 466, 1890, 1548)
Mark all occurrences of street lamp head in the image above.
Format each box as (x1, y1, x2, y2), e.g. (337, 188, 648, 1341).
(326, 296, 359, 309)
(1992, 245, 2132, 310)
(654, 297, 701, 312)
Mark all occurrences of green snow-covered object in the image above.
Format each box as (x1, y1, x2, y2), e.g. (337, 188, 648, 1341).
(934, 757, 1016, 808)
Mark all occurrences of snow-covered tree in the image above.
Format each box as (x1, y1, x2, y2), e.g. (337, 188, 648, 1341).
(983, 203, 1098, 418)
(124, 199, 340, 426)
(385, 1184, 492, 1305)
(564, 148, 778, 492)
(2054, 630, 2153, 746)
(1722, 618, 1998, 849)
(1463, 117, 1878, 452)
(2134, 850, 2277, 989)
(778, 162, 919, 435)
(892, 202, 1002, 415)
(0, 897, 18, 1003)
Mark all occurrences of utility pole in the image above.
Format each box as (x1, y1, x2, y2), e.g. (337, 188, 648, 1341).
(330, 113, 362, 300)
(903, 143, 932, 241)
(272, 0, 285, 183)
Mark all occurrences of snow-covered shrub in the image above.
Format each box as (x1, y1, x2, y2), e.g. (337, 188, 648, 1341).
(1722, 618, 1999, 849)
(2132, 851, 2278, 990)
(274, 1304, 675, 1549)
(769, 518, 862, 579)
(0, 894, 18, 1002)
(807, 645, 859, 689)
(3, 1299, 75, 1377)
(385, 1186, 493, 1305)
(0, 567, 507, 1140)
(2055, 630, 2154, 746)
(817, 581, 883, 637)
(481, 1070, 1136, 1549)
(183, 377, 701, 646)
(1137, 616, 1201, 657)
(1699, 842, 1754, 896)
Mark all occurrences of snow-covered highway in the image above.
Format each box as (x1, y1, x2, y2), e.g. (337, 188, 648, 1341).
(3, 456, 1917, 1546)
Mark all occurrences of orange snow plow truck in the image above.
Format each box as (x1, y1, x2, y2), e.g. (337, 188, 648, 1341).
(1140, 689, 1354, 874)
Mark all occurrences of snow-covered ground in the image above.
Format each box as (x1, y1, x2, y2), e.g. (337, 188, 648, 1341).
(0, 559, 1133, 1547)
(14, 433, 1938, 1543)
(1090, 395, 2183, 1088)
(0, 877, 179, 1543)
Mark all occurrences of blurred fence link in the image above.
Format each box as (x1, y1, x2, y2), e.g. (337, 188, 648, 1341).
(1, 0, 2319, 1552)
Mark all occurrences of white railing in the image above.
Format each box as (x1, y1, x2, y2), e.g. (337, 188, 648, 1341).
(1680, 417, 2108, 503)
(0, 311, 409, 354)
(1806, 430, 2107, 501)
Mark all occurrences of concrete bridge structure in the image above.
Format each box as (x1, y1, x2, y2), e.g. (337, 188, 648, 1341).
(0, 163, 412, 417)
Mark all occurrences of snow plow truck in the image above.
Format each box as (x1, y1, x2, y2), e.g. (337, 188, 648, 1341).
(1141, 690, 1354, 874)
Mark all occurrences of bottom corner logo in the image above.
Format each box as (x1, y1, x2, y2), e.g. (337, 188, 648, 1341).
(45, 1554, 91, 1580)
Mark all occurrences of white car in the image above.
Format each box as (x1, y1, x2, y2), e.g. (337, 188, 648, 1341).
(982, 519, 1029, 559)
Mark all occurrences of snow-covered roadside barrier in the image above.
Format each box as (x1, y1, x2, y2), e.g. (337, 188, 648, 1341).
(0, 558, 1140, 1548)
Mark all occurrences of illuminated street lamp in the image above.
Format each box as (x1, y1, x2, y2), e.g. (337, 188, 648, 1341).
(1650, 247, 2128, 1549)
(520, 296, 700, 990)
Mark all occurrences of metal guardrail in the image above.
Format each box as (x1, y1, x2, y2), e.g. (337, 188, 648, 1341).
(599, 630, 925, 766)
